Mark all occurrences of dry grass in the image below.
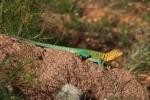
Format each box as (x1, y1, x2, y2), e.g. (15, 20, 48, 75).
(125, 40, 150, 74)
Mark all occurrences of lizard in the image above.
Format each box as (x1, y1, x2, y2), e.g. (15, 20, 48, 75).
(18, 37, 123, 65)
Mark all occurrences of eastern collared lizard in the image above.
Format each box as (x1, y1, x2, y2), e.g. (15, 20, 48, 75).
(19, 38, 123, 65)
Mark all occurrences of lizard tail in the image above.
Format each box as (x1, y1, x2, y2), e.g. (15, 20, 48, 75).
(20, 38, 76, 53)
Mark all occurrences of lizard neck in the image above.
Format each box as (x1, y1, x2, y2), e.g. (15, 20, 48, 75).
(104, 53, 112, 61)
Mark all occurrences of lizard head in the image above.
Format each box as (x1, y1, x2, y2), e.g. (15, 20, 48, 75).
(104, 49, 123, 61)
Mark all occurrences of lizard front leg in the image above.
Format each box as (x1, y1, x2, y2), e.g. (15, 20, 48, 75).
(88, 58, 105, 65)
(75, 51, 91, 58)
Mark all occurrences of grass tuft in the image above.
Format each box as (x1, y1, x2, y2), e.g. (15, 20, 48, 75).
(0, 50, 37, 99)
(0, 0, 42, 38)
(124, 40, 150, 74)
(118, 23, 133, 47)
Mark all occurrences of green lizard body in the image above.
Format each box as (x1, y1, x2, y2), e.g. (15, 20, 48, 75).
(19, 38, 123, 65)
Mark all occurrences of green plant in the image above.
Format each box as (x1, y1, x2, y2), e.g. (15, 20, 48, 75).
(1, 0, 83, 45)
(0, 49, 37, 99)
(48, 0, 80, 14)
(100, 15, 112, 37)
(118, 24, 132, 47)
(64, 15, 83, 31)
(110, 0, 133, 10)
(0, 86, 24, 100)
(0, 0, 42, 38)
(145, 10, 150, 23)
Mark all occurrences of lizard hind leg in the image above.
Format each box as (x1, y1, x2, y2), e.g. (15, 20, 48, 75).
(75, 51, 91, 58)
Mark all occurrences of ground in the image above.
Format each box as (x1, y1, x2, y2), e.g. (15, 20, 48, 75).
(0, 34, 149, 100)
